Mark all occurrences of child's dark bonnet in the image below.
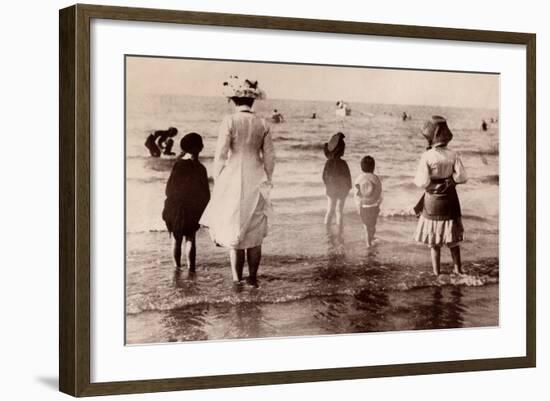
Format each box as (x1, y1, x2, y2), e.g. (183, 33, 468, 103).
(180, 132, 204, 155)
(324, 132, 346, 159)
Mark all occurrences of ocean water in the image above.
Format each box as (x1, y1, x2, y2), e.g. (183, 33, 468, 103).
(125, 95, 499, 344)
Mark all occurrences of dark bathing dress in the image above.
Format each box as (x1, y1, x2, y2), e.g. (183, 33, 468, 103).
(162, 159, 210, 239)
(323, 159, 352, 200)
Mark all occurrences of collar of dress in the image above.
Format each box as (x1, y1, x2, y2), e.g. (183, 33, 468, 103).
(236, 105, 254, 113)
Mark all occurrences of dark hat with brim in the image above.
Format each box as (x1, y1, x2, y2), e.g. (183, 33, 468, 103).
(324, 132, 346, 159)
(422, 116, 453, 147)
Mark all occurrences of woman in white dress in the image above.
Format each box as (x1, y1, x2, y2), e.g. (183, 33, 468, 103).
(413, 116, 467, 276)
(200, 76, 275, 285)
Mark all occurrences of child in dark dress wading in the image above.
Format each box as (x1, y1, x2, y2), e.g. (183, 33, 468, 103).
(162, 133, 210, 271)
(322, 132, 352, 233)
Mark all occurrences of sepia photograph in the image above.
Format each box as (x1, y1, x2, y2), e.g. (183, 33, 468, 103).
(124, 56, 500, 345)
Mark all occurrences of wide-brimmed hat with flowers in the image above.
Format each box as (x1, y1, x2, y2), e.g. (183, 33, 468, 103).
(222, 75, 266, 99)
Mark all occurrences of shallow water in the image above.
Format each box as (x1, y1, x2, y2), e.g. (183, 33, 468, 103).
(126, 210, 498, 344)
(126, 96, 499, 232)
(125, 95, 499, 344)
(127, 285, 498, 344)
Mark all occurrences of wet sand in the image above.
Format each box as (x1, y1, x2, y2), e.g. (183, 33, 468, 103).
(126, 210, 498, 344)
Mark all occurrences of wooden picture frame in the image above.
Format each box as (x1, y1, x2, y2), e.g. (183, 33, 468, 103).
(59, 3, 536, 397)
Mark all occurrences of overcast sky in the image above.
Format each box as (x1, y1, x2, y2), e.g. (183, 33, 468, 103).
(126, 56, 499, 109)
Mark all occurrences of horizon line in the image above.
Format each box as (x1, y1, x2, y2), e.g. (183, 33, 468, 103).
(128, 92, 500, 111)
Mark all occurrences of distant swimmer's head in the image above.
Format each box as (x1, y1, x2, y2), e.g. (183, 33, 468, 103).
(222, 75, 266, 108)
(422, 115, 453, 149)
(180, 132, 203, 155)
(361, 155, 375, 173)
(324, 132, 346, 159)
(168, 127, 178, 137)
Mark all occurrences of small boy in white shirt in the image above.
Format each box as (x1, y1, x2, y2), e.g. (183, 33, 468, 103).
(354, 156, 383, 247)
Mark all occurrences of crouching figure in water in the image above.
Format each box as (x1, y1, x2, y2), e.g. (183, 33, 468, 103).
(413, 116, 468, 276)
(145, 127, 178, 157)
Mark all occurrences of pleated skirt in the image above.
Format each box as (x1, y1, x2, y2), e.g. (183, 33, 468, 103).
(414, 215, 464, 247)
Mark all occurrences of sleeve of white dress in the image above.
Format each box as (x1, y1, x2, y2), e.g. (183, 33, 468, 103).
(413, 153, 431, 189)
(452, 152, 468, 184)
(262, 126, 275, 182)
(213, 116, 232, 179)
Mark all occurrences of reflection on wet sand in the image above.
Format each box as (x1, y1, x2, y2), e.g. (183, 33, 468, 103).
(173, 268, 198, 291)
(129, 276, 494, 344)
(314, 232, 405, 334)
(230, 302, 264, 339)
(412, 286, 465, 330)
(125, 223, 497, 344)
(350, 288, 391, 332)
(161, 304, 210, 342)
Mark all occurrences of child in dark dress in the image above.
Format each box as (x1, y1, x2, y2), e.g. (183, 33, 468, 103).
(162, 133, 210, 271)
(322, 132, 352, 232)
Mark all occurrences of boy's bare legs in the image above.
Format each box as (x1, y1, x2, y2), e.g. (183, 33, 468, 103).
(173, 235, 183, 268)
(230, 249, 245, 282)
(367, 226, 376, 247)
(450, 245, 463, 274)
(246, 246, 262, 285)
(184, 234, 196, 272)
(363, 225, 369, 246)
(430, 246, 441, 276)
(363, 225, 373, 247)
(324, 196, 336, 225)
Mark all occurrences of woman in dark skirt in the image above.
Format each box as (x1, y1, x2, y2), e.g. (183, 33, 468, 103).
(413, 116, 468, 276)
(162, 133, 210, 271)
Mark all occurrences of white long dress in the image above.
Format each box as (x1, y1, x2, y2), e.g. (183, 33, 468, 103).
(200, 105, 275, 249)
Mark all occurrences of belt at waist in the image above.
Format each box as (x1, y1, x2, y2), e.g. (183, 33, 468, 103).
(414, 178, 462, 221)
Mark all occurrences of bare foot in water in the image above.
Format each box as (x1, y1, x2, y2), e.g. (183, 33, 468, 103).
(452, 269, 467, 277)
(232, 281, 244, 293)
(366, 237, 381, 248)
(246, 276, 259, 288)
